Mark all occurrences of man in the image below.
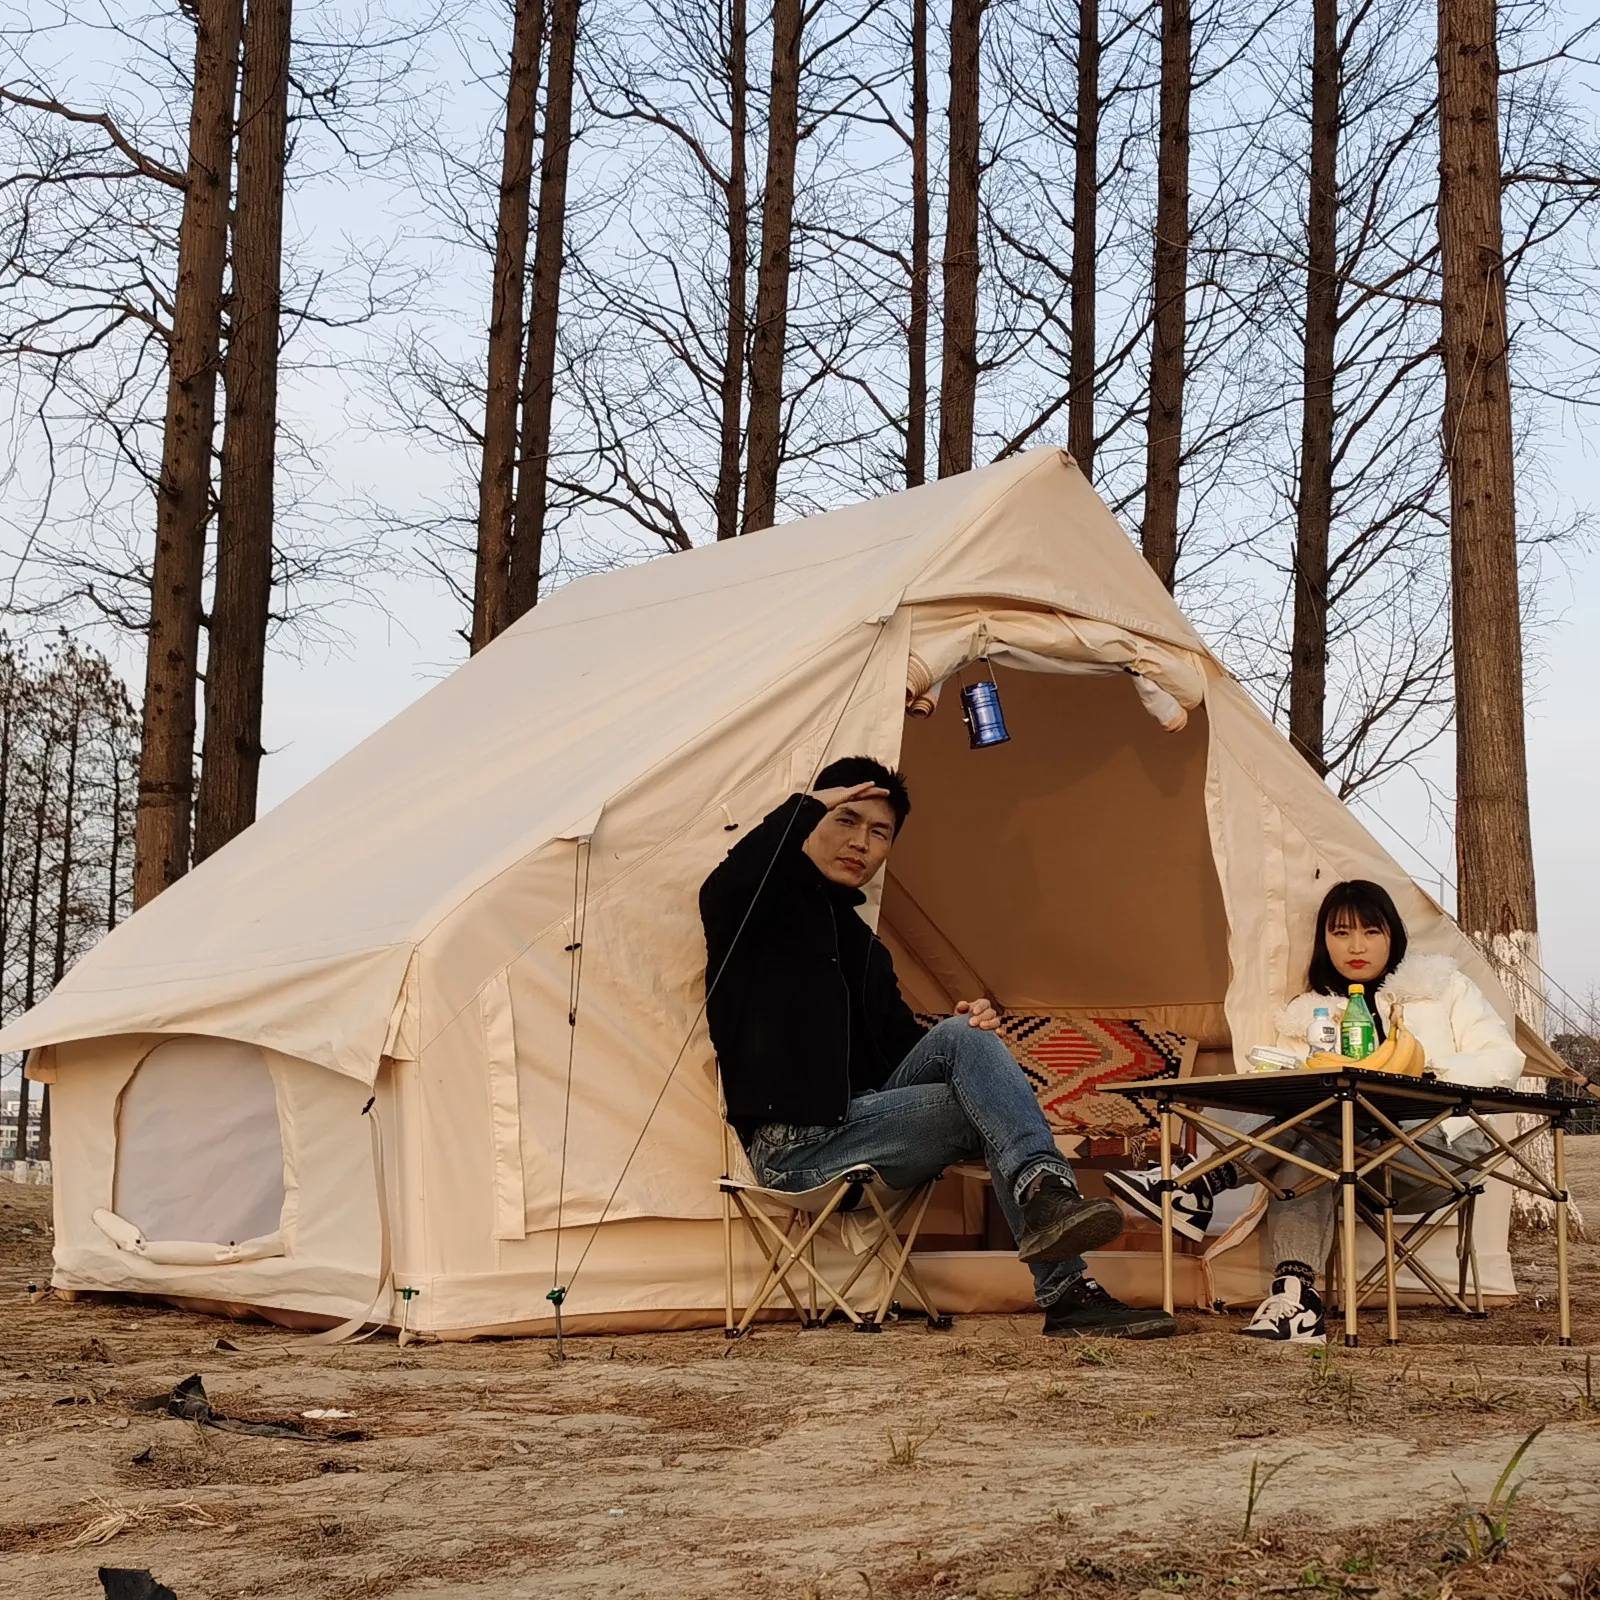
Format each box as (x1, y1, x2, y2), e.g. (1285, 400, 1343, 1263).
(700, 754, 1177, 1339)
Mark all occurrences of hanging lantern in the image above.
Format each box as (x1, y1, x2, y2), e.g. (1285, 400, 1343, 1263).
(960, 677, 1010, 749)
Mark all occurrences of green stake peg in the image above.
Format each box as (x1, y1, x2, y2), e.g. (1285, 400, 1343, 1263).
(547, 1285, 568, 1361)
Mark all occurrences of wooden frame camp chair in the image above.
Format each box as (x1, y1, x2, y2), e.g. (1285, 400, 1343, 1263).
(719, 1140, 950, 1338)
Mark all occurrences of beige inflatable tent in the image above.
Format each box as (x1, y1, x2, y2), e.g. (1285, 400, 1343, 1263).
(1, 449, 1557, 1336)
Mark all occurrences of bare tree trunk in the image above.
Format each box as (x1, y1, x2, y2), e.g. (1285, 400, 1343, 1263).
(18, 729, 52, 1160)
(510, 0, 581, 618)
(195, 0, 292, 858)
(742, 0, 804, 531)
(471, 0, 546, 649)
(1436, 0, 1553, 1227)
(109, 715, 129, 930)
(1289, 0, 1339, 777)
(938, 0, 983, 478)
(1141, 0, 1190, 590)
(714, 0, 750, 538)
(1067, 0, 1098, 476)
(39, 712, 80, 1162)
(134, 0, 243, 907)
(907, 0, 930, 487)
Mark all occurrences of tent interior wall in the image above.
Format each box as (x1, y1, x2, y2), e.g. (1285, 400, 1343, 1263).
(889, 667, 1229, 1027)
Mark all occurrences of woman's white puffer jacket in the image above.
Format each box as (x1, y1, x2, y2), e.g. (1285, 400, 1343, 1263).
(1273, 952, 1523, 1092)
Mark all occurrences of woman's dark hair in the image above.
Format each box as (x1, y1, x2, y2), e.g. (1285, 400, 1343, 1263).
(1306, 879, 1408, 995)
(813, 755, 912, 834)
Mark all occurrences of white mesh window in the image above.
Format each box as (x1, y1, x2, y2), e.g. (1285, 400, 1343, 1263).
(114, 1036, 286, 1246)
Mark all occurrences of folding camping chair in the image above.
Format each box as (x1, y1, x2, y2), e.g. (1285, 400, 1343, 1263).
(719, 1135, 950, 1337)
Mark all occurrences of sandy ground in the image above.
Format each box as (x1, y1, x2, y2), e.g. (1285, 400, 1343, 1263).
(3, 1149, 1600, 1600)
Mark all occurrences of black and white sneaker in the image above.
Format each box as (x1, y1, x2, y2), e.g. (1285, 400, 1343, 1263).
(1042, 1275, 1177, 1340)
(1238, 1263, 1327, 1346)
(1103, 1153, 1230, 1243)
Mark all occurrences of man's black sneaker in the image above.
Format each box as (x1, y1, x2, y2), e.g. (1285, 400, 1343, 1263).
(1238, 1264, 1327, 1346)
(1015, 1175, 1124, 1263)
(1042, 1275, 1178, 1340)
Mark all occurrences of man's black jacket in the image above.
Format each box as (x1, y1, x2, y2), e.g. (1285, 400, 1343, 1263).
(699, 793, 928, 1136)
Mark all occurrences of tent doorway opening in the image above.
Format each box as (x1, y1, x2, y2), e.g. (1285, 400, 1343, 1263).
(889, 665, 1229, 1016)
(887, 665, 1231, 1256)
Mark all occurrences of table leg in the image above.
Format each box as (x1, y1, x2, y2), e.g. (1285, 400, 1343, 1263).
(1160, 1106, 1175, 1317)
(1465, 1192, 1486, 1317)
(1555, 1121, 1572, 1347)
(1341, 1093, 1359, 1348)
(1383, 1168, 1399, 1345)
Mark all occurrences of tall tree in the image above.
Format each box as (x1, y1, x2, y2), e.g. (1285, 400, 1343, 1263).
(471, 0, 547, 651)
(938, 0, 984, 477)
(715, 0, 751, 537)
(1141, 0, 1190, 589)
(906, 0, 931, 486)
(195, 0, 294, 859)
(133, 0, 245, 906)
(1067, 0, 1099, 476)
(1288, 0, 1339, 775)
(743, 0, 806, 529)
(1436, 0, 1537, 985)
(510, 0, 582, 617)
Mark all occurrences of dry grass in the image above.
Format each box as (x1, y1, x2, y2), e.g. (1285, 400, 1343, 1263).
(55, 1494, 220, 1550)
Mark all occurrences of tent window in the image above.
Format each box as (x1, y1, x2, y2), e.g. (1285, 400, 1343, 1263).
(114, 1037, 286, 1246)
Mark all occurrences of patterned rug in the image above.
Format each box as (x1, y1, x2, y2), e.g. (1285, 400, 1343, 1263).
(918, 1013, 1194, 1141)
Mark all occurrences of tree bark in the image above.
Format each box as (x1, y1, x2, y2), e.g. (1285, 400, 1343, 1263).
(1289, 0, 1339, 777)
(742, 0, 805, 531)
(134, 0, 243, 906)
(39, 711, 80, 1162)
(471, 0, 545, 650)
(1141, 0, 1190, 590)
(1437, 0, 1555, 1228)
(18, 727, 53, 1160)
(714, 0, 750, 538)
(938, 0, 983, 478)
(906, 0, 930, 487)
(1438, 0, 1533, 947)
(510, 0, 580, 619)
(1067, 0, 1098, 477)
(195, 0, 292, 859)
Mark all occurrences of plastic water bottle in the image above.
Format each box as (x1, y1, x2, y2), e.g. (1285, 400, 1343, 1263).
(1309, 1007, 1338, 1055)
(1340, 985, 1378, 1059)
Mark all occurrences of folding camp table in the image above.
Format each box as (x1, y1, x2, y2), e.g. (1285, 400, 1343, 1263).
(1103, 1069, 1579, 1347)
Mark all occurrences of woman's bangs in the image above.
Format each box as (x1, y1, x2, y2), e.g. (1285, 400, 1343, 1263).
(1323, 886, 1394, 936)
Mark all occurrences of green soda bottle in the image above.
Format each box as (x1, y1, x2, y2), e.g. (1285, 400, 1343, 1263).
(1340, 985, 1377, 1059)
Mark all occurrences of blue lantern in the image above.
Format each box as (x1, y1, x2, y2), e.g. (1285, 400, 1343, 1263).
(960, 678, 1010, 749)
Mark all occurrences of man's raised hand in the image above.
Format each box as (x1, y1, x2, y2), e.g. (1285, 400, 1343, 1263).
(812, 780, 890, 811)
(955, 998, 1002, 1031)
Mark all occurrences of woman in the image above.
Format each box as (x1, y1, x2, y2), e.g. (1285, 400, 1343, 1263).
(1106, 879, 1523, 1344)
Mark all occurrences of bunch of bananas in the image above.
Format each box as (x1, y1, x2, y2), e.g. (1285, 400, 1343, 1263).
(1304, 1016, 1427, 1076)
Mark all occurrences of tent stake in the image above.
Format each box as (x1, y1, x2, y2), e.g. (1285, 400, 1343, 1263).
(547, 1285, 567, 1360)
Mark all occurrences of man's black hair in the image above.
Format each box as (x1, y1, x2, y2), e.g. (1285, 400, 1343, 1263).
(813, 755, 912, 835)
(1306, 878, 1408, 996)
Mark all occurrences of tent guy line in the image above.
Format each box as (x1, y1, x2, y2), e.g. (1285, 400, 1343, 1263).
(547, 833, 593, 1351)
(551, 616, 895, 1310)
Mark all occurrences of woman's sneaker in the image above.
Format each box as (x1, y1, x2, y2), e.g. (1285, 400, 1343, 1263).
(1042, 1275, 1177, 1340)
(1104, 1153, 1219, 1243)
(1238, 1263, 1326, 1345)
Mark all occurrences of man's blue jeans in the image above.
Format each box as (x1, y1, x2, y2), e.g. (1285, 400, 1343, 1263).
(744, 1017, 1085, 1307)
